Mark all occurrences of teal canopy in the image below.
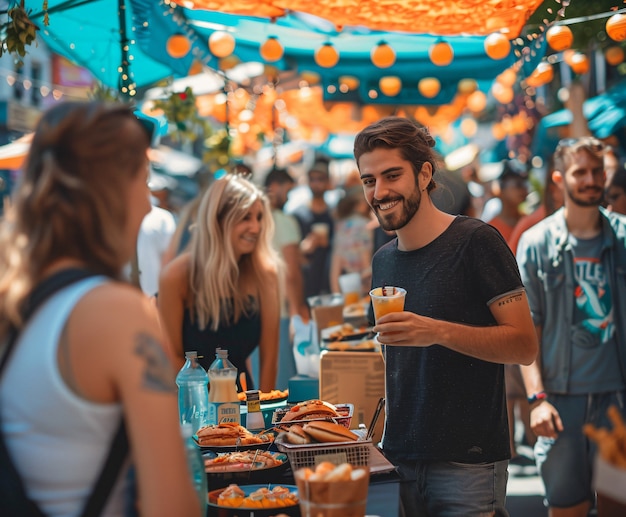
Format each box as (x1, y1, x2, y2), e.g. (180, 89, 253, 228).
(20, 0, 546, 103)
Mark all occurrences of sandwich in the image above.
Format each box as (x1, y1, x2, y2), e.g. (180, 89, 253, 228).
(279, 399, 339, 423)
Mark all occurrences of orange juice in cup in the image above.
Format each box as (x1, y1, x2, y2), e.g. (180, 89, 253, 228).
(369, 286, 407, 322)
(339, 272, 362, 306)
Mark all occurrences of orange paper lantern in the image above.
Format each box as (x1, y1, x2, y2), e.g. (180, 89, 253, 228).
(371, 42, 396, 68)
(166, 34, 191, 58)
(467, 90, 487, 112)
(496, 68, 517, 87)
(605, 46, 625, 66)
(219, 55, 240, 70)
(491, 83, 514, 104)
(315, 43, 339, 68)
(460, 118, 478, 137)
(526, 62, 553, 87)
(209, 31, 235, 58)
(546, 25, 574, 52)
(379, 76, 402, 97)
(339, 75, 360, 90)
(418, 77, 441, 98)
(300, 71, 320, 85)
(429, 41, 454, 66)
(187, 60, 204, 76)
(607, 13, 626, 42)
(492, 123, 506, 141)
(484, 33, 511, 60)
(563, 49, 577, 66)
(569, 53, 589, 75)
(260, 36, 284, 62)
(458, 78, 478, 94)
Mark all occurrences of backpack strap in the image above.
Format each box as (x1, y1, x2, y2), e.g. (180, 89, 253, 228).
(0, 268, 129, 517)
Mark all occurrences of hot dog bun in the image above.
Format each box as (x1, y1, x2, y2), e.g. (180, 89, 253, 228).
(302, 421, 358, 443)
(280, 400, 339, 422)
(285, 424, 311, 445)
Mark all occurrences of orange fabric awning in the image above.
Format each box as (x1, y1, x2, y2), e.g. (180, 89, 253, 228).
(175, 0, 544, 38)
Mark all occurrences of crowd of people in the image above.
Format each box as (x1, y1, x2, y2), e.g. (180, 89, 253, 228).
(0, 98, 625, 516)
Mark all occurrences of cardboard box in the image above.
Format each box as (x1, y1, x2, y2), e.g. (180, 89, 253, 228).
(308, 294, 345, 342)
(320, 351, 386, 444)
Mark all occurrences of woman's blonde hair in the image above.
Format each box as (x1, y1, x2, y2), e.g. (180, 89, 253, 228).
(0, 101, 151, 335)
(189, 174, 282, 331)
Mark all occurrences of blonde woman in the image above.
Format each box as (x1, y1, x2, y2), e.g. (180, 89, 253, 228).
(0, 102, 201, 517)
(158, 174, 282, 392)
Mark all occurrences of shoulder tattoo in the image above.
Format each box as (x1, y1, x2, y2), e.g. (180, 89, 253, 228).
(134, 333, 177, 393)
(497, 292, 524, 307)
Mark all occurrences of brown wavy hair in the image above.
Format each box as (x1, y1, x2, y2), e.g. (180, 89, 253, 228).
(353, 116, 438, 192)
(0, 101, 151, 335)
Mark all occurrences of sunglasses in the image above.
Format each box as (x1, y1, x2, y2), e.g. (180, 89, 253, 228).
(556, 137, 604, 152)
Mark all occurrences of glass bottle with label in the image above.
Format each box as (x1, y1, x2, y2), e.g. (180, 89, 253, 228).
(207, 348, 240, 426)
(244, 389, 265, 432)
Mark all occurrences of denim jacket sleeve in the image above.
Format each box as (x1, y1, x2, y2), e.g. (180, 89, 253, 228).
(517, 208, 626, 393)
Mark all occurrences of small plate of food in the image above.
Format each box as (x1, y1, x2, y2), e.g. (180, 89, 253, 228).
(194, 423, 274, 452)
(208, 483, 299, 516)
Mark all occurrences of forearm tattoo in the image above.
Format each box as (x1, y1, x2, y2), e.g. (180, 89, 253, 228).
(496, 292, 523, 307)
(134, 333, 177, 393)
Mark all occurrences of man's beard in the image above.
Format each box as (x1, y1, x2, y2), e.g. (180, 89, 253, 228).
(566, 184, 604, 208)
(374, 186, 422, 231)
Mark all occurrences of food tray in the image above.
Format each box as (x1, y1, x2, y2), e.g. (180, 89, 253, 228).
(271, 403, 353, 429)
(275, 435, 371, 471)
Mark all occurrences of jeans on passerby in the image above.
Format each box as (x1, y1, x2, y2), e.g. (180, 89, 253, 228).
(535, 390, 626, 508)
(396, 459, 510, 517)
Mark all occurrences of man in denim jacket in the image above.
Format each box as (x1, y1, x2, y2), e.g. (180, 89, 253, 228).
(517, 136, 626, 517)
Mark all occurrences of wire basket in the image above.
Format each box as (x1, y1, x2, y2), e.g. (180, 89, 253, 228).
(276, 437, 371, 471)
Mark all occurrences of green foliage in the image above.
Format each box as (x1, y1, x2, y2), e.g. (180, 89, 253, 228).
(153, 86, 211, 145)
(88, 83, 125, 103)
(203, 128, 231, 168)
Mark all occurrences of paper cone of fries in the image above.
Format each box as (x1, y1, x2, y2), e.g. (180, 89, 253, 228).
(294, 462, 370, 517)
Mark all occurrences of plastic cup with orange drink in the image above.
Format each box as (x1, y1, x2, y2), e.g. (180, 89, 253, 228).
(369, 286, 407, 323)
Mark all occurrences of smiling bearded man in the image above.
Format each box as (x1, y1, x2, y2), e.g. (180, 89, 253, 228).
(354, 116, 538, 517)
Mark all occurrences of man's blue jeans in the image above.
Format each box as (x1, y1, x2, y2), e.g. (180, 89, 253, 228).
(396, 459, 510, 517)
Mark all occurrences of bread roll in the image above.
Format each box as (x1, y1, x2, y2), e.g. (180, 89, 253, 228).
(302, 421, 358, 443)
(280, 400, 339, 422)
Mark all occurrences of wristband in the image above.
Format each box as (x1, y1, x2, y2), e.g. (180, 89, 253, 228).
(527, 391, 547, 405)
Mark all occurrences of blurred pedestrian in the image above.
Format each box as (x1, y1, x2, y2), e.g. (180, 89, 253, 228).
(486, 160, 529, 243)
(0, 101, 200, 517)
(354, 116, 537, 517)
(517, 136, 626, 517)
(158, 173, 281, 392)
(606, 166, 626, 215)
(290, 159, 334, 300)
(329, 185, 373, 295)
(257, 167, 309, 389)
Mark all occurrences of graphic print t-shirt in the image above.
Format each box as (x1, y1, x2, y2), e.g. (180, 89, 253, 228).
(569, 233, 623, 393)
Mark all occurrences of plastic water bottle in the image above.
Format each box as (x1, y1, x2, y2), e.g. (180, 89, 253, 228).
(207, 348, 240, 426)
(176, 351, 209, 435)
(181, 423, 208, 515)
